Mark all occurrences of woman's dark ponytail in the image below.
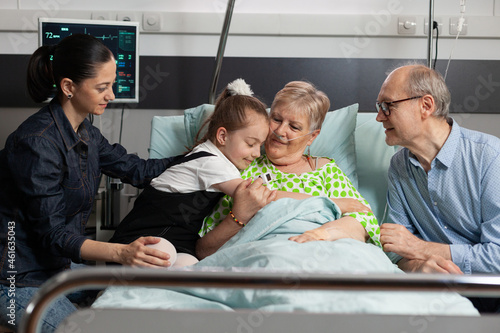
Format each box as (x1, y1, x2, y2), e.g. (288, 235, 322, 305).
(26, 34, 113, 103)
(26, 45, 56, 103)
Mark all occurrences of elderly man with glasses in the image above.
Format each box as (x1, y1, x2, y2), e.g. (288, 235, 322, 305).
(376, 64, 500, 313)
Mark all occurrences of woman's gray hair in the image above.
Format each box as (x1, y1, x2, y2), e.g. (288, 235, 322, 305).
(271, 81, 330, 131)
(402, 64, 451, 118)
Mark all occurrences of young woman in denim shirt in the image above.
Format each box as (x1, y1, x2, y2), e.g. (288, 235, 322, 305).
(0, 34, 176, 332)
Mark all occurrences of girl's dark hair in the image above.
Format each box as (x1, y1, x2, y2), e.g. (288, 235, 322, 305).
(27, 34, 114, 103)
(194, 84, 268, 145)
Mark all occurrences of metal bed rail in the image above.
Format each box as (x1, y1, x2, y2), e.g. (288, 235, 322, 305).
(21, 266, 500, 333)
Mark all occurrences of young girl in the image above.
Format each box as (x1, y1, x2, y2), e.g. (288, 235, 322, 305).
(109, 79, 270, 266)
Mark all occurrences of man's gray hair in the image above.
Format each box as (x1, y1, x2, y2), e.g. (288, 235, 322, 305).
(394, 63, 451, 118)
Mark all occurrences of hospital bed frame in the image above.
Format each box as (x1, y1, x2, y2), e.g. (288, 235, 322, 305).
(20, 267, 500, 332)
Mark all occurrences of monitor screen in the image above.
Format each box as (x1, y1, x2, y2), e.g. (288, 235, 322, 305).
(39, 18, 140, 103)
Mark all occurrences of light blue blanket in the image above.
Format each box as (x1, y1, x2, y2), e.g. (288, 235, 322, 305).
(93, 197, 478, 315)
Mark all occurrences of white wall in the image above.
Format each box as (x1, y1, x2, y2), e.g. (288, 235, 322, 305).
(1, 0, 495, 15)
(1, 0, 500, 158)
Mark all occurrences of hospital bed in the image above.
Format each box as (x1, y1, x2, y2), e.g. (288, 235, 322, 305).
(21, 103, 500, 332)
(23, 267, 500, 333)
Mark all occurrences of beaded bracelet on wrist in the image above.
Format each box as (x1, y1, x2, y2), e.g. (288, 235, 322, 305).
(229, 210, 245, 227)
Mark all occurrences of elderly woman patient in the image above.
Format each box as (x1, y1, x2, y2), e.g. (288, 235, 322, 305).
(197, 81, 381, 258)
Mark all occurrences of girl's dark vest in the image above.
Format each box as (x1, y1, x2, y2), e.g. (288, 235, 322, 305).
(109, 151, 224, 256)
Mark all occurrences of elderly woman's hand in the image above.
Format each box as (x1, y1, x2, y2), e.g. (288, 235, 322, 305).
(231, 178, 277, 224)
(289, 217, 368, 243)
(331, 198, 372, 214)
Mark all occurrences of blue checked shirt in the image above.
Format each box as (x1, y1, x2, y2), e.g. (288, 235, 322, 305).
(386, 119, 500, 274)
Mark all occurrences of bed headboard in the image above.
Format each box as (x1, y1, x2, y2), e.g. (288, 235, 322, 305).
(354, 113, 396, 222)
(149, 104, 396, 222)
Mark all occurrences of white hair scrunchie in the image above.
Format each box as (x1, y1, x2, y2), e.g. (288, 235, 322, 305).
(227, 78, 254, 96)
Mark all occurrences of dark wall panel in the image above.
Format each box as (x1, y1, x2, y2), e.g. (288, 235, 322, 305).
(1, 54, 499, 113)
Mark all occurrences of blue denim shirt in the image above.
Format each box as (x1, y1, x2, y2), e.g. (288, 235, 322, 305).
(0, 100, 173, 286)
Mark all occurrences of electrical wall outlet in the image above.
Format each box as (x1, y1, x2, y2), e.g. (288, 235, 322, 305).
(424, 18, 443, 35)
(117, 12, 139, 22)
(91, 12, 117, 21)
(143, 12, 161, 31)
(398, 16, 417, 35)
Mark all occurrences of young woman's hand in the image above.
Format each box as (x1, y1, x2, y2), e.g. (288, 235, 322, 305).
(118, 237, 172, 268)
(81, 238, 171, 268)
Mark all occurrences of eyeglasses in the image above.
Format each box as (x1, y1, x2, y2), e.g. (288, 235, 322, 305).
(375, 96, 423, 116)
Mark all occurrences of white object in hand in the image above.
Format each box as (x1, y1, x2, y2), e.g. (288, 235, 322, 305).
(145, 237, 177, 266)
(175, 253, 199, 267)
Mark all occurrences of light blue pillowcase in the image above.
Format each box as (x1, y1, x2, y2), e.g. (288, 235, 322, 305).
(309, 103, 359, 188)
(183, 103, 359, 187)
(183, 104, 215, 148)
(149, 115, 189, 158)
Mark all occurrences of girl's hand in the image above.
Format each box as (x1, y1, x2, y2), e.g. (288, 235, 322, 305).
(232, 178, 277, 224)
(331, 198, 372, 214)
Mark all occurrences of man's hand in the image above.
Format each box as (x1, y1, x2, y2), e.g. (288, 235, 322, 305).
(381, 223, 456, 274)
(398, 255, 463, 274)
(380, 223, 428, 260)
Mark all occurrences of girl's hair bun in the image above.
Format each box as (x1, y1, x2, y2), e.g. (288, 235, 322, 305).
(227, 78, 253, 97)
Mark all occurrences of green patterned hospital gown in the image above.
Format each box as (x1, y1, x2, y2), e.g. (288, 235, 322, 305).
(200, 155, 381, 247)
